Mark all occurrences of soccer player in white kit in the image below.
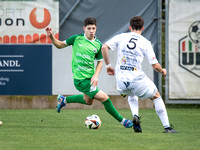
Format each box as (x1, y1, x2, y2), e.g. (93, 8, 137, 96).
(102, 16, 177, 133)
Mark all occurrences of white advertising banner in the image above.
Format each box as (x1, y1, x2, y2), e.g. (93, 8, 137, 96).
(0, 1, 58, 44)
(168, 0, 200, 103)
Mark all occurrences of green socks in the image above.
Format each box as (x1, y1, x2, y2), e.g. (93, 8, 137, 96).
(65, 95, 123, 123)
(102, 98, 123, 122)
(66, 94, 88, 105)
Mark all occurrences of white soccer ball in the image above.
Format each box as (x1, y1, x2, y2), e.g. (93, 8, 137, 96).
(0, 121, 2, 126)
(85, 114, 101, 129)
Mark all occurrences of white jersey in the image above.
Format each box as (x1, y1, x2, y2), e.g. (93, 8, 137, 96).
(106, 32, 158, 82)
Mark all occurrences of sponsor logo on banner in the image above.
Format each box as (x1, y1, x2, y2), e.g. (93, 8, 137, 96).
(29, 8, 51, 29)
(0, 55, 23, 72)
(0, 1, 59, 44)
(0, 45, 52, 95)
(179, 21, 200, 77)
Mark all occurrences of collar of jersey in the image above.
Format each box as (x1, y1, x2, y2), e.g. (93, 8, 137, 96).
(131, 32, 141, 36)
(84, 34, 96, 42)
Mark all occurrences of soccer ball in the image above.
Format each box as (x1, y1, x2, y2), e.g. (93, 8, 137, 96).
(188, 21, 200, 44)
(85, 114, 101, 129)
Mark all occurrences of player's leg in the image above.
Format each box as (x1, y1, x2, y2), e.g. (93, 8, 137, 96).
(57, 94, 94, 112)
(56, 79, 95, 113)
(66, 94, 93, 104)
(75, 78, 132, 128)
(151, 92, 177, 133)
(94, 90, 133, 128)
(128, 95, 139, 116)
(127, 95, 142, 132)
(116, 80, 142, 129)
(151, 92, 170, 128)
(138, 77, 177, 133)
(57, 94, 90, 113)
(117, 80, 139, 117)
(65, 78, 96, 105)
(117, 80, 142, 131)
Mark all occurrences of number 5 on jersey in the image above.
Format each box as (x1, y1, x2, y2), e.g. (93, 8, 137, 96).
(127, 38, 137, 49)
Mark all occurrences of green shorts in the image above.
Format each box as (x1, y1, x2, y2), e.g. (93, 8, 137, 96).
(74, 78, 100, 99)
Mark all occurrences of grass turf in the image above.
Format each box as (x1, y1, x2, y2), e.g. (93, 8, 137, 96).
(0, 108, 199, 150)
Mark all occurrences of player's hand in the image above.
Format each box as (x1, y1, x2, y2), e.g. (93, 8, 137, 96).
(106, 66, 115, 76)
(45, 27, 53, 37)
(162, 68, 167, 77)
(90, 76, 98, 87)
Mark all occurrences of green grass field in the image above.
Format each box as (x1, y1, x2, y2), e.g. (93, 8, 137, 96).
(0, 108, 199, 150)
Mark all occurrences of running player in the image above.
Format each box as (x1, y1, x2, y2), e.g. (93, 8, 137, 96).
(45, 17, 133, 128)
(101, 16, 177, 133)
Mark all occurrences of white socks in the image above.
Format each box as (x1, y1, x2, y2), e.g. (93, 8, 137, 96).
(128, 96, 139, 116)
(121, 118, 126, 125)
(127, 95, 170, 128)
(153, 96, 170, 128)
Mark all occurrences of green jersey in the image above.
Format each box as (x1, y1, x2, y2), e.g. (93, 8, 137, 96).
(65, 34, 103, 79)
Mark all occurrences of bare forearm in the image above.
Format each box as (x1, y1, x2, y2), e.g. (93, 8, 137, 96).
(46, 27, 67, 49)
(49, 34, 66, 49)
(152, 63, 162, 73)
(152, 63, 167, 77)
(90, 61, 103, 87)
(94, 61, 103, 77)
(101, 44, 110, 65)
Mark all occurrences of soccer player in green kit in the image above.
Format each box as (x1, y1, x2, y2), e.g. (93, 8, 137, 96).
(45, 17, 133, 128)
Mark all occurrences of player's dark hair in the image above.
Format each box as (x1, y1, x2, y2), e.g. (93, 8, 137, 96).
(130, 16, 144, 30)
(84, 17, 97, 26)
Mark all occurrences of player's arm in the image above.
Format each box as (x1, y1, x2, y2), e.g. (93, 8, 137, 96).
(152, 63, 167, 77)
(101, 44, 115, 75)
(45, 27, 67, 49)
(145, 41, 167, 78)
(101, 44, 110, 66)
(90, 60, 103, 87)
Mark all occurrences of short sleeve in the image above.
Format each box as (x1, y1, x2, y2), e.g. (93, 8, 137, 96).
(95, 45, 103, 61)
(65, 34, 79, 45)
(105, 34, 120, 50)
(145, 41, 158, 65)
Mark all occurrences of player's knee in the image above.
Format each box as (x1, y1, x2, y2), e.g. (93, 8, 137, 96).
(85, 99, 93, 105)
(151, 91, 161, 100)
(84, 97, 93, 105)
(86, 101, 93, 105)
(94, 90, 109, 102)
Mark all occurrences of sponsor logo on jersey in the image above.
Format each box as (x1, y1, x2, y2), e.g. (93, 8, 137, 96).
(120, 65, 137, 71)
(121, 56, 126, 64)
(123, 81, 130, 88)
(93, 48, 97, 53)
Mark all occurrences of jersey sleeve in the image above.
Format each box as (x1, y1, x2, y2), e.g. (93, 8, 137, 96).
(144, 41, 158, 65)
(105, 34, 120, 50)
(65, 34, 79, 46)
(95, 45, 103, 61)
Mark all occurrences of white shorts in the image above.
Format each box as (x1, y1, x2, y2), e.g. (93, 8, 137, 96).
(116, 76, 158, 100)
